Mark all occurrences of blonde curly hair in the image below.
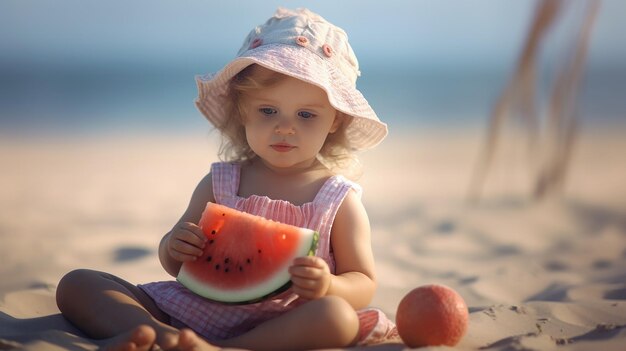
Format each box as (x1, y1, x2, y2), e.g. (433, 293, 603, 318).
(213, 64, 362, 179)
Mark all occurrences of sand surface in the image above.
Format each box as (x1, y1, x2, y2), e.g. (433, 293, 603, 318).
(1, 127, 625, 350)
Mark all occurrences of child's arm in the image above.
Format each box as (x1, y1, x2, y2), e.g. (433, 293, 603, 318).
(289, 190, 377, 309)
(158, 173, 215, 277)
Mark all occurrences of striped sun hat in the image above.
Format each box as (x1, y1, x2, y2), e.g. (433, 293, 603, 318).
(195, 7, 388, 151)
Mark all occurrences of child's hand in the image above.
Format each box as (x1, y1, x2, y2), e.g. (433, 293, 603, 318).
(166, 222, 207, 262)
(288, 256, 332, 300)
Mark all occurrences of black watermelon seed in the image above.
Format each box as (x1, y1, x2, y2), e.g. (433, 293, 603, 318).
(211, 230, 216, 235)
(239, 266, 243, 272)
(225, 268, 229, 273)
(206, 256, 212, 262)
(215, 264, 220, 270)
(209, 240, 214, 245)
(246, 258, 251, 264)
(224, 258, 230, 264)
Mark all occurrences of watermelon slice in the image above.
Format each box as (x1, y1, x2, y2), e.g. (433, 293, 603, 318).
(177, 202, 319, 304)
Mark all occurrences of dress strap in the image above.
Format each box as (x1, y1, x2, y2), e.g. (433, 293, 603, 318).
(210, 162, 240, 204)
(312, 175, 362, 261)
(313, 175, 362, 209)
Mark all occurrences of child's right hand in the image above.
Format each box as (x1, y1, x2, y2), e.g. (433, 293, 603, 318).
(166, 222, 207, 262)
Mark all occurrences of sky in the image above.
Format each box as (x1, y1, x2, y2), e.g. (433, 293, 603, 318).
(1, 0, 624, 69)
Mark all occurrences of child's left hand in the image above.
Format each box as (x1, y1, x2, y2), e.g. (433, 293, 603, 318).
(288, 256, 332, 300)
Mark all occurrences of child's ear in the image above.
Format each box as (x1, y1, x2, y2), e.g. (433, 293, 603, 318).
(329, 112, 344, 133)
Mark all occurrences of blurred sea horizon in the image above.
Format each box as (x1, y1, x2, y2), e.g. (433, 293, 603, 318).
(1, 1, 625, 138)
(1, 58, 624, 138)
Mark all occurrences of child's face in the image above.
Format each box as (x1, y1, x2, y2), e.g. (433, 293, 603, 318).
(242, 68, 340, 170)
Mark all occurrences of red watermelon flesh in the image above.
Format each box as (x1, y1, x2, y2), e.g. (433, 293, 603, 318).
(177, 202, 319, 304)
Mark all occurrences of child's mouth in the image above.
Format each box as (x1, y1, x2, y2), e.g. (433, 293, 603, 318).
(270, 143, 296, 152)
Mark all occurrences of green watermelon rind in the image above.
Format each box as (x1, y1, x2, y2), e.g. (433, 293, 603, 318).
(177, 228, 319, 304)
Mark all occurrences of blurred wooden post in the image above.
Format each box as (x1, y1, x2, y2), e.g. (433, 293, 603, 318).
(467, 0, 600, 203)
(533, 0, 601, 199)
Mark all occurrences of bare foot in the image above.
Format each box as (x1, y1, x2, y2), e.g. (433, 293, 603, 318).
(103, 325, 156, 351)
(103, 325, 223, 351)
(177, 328, 222, 351)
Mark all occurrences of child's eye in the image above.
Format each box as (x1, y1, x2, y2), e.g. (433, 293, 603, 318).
(259, 107, 277, 116)
(298, 111, 316, 119)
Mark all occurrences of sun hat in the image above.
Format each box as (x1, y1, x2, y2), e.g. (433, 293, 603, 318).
(195, 7, 388, 150)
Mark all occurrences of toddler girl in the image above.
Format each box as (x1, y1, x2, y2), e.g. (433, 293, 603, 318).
(56, 7, 397, 351)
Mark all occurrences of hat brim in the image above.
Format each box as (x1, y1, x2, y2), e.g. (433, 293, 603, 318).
(195, 44, 387, 150)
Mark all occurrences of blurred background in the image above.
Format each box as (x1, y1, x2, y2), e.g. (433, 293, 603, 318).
(1, 0, 624, 137)
(2, 4, 626, 348)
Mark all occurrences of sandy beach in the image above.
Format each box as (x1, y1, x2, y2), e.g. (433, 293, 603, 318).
(1, 126, 625, 350)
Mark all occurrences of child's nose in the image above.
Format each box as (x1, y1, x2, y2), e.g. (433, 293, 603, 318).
(274, 118, 295, 135)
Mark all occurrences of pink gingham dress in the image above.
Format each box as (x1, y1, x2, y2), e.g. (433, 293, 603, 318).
(139, 162, 398, 345)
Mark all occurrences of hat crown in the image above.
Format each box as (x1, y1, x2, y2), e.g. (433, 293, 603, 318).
(237, 8, 360, 86)
(196, 7, 387, 151)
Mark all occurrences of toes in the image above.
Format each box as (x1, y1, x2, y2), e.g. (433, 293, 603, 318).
(176, 329, 219, 351)
(103, 325, 156, 351)
(176, 329, 198, 350)
(132, 325, 157, 347)
(159, 331, 180, 350)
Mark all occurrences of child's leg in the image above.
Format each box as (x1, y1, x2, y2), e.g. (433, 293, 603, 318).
(56, 269, 180, 348)
(219, 295, 360, 351)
